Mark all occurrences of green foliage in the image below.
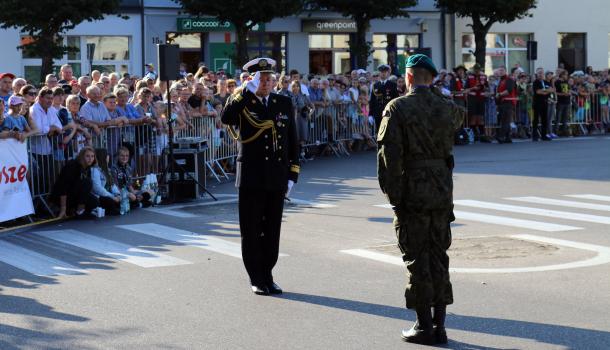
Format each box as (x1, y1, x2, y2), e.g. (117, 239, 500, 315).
(175, 0, 304, 67)
(435, 0, 537, 24)
(0, 1, 124, 58)
(0, 0, 125, 81)
(309, 0, 417, 69)
(436, 0, 537, 66)
(313, 0, 415, 20)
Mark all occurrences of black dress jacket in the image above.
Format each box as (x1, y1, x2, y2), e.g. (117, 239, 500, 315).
(221, 89, 300, 191)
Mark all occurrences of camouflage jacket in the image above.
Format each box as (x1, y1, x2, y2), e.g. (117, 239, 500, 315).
(377, 86, 465, 210)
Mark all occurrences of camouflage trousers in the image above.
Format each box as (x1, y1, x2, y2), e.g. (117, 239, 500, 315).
(394, 208, 454, 309)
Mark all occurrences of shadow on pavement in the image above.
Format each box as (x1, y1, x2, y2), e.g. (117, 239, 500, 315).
(0, 294, 89, 322)
(278, 292, 610, 349)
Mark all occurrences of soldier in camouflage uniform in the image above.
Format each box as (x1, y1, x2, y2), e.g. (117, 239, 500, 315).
(377, 54, 464, 345)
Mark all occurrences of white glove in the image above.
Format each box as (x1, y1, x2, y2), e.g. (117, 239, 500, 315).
(286, 180, 295, 197)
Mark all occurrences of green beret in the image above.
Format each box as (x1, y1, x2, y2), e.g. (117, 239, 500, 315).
(405, 54, 438, 77)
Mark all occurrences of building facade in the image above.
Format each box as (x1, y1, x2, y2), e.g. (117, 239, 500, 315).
(0, 0, 443, 81)
(144, 0, 444, 76)
(449, 0, 610, 74)
(2, 0, 610, 82)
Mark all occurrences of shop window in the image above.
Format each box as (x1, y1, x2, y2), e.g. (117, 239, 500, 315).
(333, 35, 350, 49)
(309, 34, 332, 49)
(22, 36, 129, 82)
(86, 36, 129, 60)
(558, 33, 586, 72)
(248, 32, 287, 72)
(461, 33, 531, 74)
(67, 36, 81, 60)
(167, 33, 201, 49)
(372, 33, 419, 71)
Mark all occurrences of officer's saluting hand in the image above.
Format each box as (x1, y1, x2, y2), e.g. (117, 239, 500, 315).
(221, 58, 300, 296)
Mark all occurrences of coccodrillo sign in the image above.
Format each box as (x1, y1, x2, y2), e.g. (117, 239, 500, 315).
(177, 18, 264, 32)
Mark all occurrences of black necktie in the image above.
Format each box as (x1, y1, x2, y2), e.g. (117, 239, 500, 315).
(262, 97, 268, 107)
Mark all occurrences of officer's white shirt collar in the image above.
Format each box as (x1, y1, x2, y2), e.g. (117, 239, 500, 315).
(254, 93, 271, 105)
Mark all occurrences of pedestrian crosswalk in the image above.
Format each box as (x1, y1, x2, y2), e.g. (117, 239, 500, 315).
(0, 223, 249, 277)
(1, 193, 609, 277)
(350, 193, 610, 272)
(375, 194, 610, 232)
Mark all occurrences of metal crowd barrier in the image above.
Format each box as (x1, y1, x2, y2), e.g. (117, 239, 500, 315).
(305, 102, 375, 157)
(454, 91, 610, 140)
(24, 102, 377, 218)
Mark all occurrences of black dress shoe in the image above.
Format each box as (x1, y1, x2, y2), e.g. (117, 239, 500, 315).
(434, 326, 448, 344)
(267, 282, 283, 294)
(251, 285, 269, 295)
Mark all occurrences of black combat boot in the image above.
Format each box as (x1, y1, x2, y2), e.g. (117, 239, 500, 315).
(433, 305, 448, 344)
(401, 307, 435, 345)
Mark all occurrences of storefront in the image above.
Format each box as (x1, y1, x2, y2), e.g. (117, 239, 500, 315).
(302, 19, 354, 75)
(0, 14, 141, 85)
(450, 0, 610, 73)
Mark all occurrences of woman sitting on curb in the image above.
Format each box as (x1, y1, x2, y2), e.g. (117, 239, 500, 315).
(91, 148, 122, 215)
(51, 147, 98, 219)
(111, 146, 154, 208)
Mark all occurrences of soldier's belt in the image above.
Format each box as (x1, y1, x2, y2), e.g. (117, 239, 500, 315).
(404, 158, 448, 169)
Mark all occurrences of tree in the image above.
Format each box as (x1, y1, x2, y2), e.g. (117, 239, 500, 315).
(310, 0, 417, 70)
(175, 0, 303, 68)
(436, 0, 537, 67)
(0, 0, 125, 83)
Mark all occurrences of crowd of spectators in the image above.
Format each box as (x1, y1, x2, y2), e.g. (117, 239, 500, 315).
(1, 60, 609, 221)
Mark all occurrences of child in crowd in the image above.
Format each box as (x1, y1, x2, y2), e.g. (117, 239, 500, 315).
(91, 148, 122, 215)
(0, 95, 35, 141)
(111, 147, 154, 208)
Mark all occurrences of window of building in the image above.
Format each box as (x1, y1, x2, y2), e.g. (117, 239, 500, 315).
(308, 34, 351, 75)
(461, 33, 531, 74)
(20, 35, 130, 84)
(372, 34, 420, 71)
(558, 33, 586, 73)
(248, 32, 287, 73)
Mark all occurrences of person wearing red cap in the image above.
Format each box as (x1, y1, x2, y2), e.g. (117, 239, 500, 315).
(0, 72, 16, 113)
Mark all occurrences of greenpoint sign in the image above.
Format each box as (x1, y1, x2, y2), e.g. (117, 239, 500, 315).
(177, 18, 265, 32)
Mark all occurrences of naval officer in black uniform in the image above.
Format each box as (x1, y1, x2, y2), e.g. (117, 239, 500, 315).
(369, 64, 399, 130)
(221, 58, 300, 295)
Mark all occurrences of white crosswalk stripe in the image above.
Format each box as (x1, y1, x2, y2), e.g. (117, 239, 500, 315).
(35, 229, 192, 268)
(374, 203, 583, 232)
(566, 194, 610, 202)
(453, 210, 582, 232)
(118, 223, 246, 258)
(0, 240, 87, 276)
(454, 199, 610, 225)
(507, 196, 610, 212)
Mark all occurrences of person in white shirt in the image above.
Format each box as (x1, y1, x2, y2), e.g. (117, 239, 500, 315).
(30, 87, 63, 195)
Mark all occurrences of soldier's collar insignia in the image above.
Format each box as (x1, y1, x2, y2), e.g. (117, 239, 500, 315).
(252, 99, 257, 104)
(272, 99, 276, 103)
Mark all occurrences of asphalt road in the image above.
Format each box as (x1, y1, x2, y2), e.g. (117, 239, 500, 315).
(1, 136, 610, 350)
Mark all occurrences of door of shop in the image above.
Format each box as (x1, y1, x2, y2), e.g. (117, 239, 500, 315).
(166, 33, 205, 73)
(310, 51, 332, 75)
